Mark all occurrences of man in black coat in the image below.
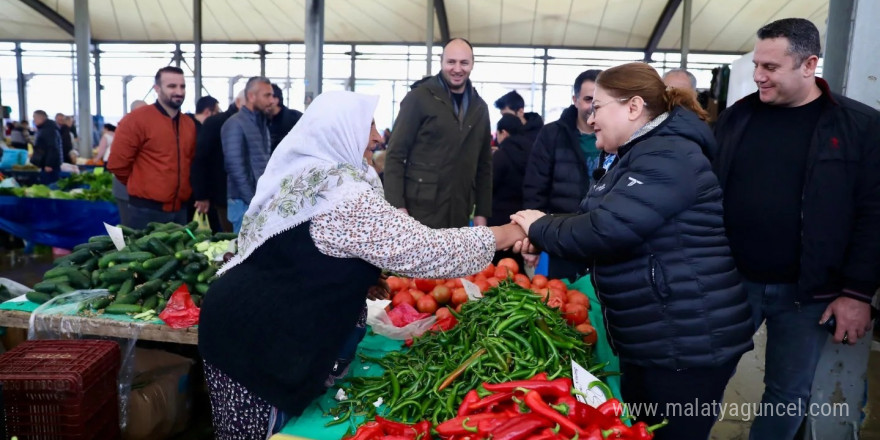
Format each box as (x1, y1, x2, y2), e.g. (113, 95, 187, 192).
(54, 113, 74, 164)
(31, 110, 63, 184)
(494, 90, 544, 146)
(268, 84, 303, 152)
(191, 93, 243, 233)
(523, 69, 602, 279)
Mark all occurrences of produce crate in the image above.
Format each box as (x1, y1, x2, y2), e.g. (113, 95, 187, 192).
(0, 340, 121, 439)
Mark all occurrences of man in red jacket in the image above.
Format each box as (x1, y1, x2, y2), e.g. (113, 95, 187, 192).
(108, 66, 197, 229)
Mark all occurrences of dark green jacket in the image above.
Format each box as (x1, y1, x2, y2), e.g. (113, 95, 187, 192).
(384, 75, 492, 228)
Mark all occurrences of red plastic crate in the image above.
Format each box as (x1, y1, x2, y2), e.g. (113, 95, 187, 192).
(0, 340, 121, 439)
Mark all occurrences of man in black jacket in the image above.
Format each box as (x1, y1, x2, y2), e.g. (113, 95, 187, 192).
(31, 110, 63, 184)
(268, 84, 303, 152)
(494, 90, 543, 146)
(54, 113, 74, 164)
(523, 69, 602, 279)
(714, 18, 880, 439)
(191, 92, 244, 233)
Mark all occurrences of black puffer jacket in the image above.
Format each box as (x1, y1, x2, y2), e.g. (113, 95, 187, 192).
(529, 107, 753, 369)
(521, 112, 544, 147)
(523, 105, 588, 214)
(488, 132, 531, 227)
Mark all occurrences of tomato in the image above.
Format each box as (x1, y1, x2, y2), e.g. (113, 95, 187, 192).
(386, 276, 406, 292)
(474, 279, 490, 292)
(435, 307, 453, 321)
(451, 288, 469, 306)
(392, 291, 415, 308)
(487, 277, 501, 288)
(455, 303, 463, 313)
(535, 287, 551, 301)
(480, 263, 496, 278)
(497, 258, 520, 275)
(416, 295, 438, 314)
(414, 278, 437, 292)
(562, 303, 588, 326)
(450, 278, 464, 288)
(408, 289, 425, 302)
(549, 289, 568, 305)
(531, 275, 549, 289)
(444, 279, 457, 289)
(474, 273, 488, 284)
(547, 279, 568, 292)
(494, 266, 512, 280)
(431, 285, 452, 305)
(576, 323, 598, 345)
(567, 290, 590, 308)
(513, 273, 531, 289)
(546, 296, 565, 309)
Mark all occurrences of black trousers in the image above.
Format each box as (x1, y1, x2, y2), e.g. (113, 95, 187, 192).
(620, 357, 740, 440)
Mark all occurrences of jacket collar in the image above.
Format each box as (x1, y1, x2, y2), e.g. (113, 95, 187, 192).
(435, 73, 473, 118)
(153, 101, 181, 120)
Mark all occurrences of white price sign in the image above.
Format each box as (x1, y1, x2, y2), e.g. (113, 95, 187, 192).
(103, 222, 126, 251)
(571, 360, 608, 408)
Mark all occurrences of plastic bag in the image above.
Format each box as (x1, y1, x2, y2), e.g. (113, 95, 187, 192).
(158, 285, 200, 329)
(0, 277, 31, 302)
(192, 211, 211, 232)
(366, 299, 436, 340)
(386, 303, 430, 327)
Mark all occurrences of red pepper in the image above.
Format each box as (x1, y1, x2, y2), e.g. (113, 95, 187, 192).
(597, 398, 624, 418)
(379, 436, 416, 440)
(375, 417, 417, 437)
(530, 372, 549, 381)
(458, 389, 481, 416)
(530, 428, 562, 440)
(629, 420, 669, 440)
(413, 420, 432, 440)
(491, 414, 554, 440)
(476, 417, 514, 435)
(483, 378, 574, 399)
(470, 391, 514, 412)
(436, 413, 498, 436)
(601, 423, 633, 439)
(349, 422, 384, 440)
(552, 397, 620, 429)
(522, 389, 587, 437)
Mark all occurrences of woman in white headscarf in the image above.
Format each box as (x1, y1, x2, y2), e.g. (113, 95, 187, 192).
(198, 91, 525, 439)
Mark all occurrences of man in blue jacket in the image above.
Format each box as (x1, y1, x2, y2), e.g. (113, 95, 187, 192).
(714, 18, 880, 439)
(221, 77, 274, 232)
(31, 110, 63, 184)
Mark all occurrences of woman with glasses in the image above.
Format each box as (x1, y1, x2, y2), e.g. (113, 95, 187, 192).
(510, 62, 753, 440)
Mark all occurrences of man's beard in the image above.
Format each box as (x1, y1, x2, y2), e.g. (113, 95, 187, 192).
(162, 95, 183, 109)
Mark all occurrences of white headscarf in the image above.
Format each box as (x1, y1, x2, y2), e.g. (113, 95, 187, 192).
(219, 91, 382, 274)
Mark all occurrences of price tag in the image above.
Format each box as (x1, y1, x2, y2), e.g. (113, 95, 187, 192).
(103, 222, 126, 251)
(571, 360, 608, 408)
(461, 278, 483, 300)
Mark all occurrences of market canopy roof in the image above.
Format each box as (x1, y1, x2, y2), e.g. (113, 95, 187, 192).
(2, 0, 828, 55)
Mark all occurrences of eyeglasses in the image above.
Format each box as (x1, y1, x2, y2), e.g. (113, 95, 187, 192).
(590, 97, 645, 117)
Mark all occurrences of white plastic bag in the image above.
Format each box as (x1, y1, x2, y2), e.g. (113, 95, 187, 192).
(366, 299, 437, 340)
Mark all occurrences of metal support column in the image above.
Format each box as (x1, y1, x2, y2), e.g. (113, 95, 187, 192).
(806, 2, 880, 439)
(122, 75, 133, 115)
(304, 0, 324, 105)
(193, 0, 203, 101)
(173, 44, 183, 68)
(426, 0, 434, 76)
(346, 44, 357, 91)
(93, 46, 102, 117)
(680, 0, 691, 69)
(258, 43, 267, 77)
(14, 42, 26, 121)
(540, 48, 550, 119)
(74, 0, 92, 156)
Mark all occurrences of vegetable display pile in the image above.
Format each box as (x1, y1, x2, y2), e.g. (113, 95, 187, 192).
(25, 222, 237, 317)
(0, 171, 113, 201)
(346, 374, 667, 439)
(331, 282, 599, 425)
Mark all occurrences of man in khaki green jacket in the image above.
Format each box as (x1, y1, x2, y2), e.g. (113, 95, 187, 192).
(384, 38, 492, 229)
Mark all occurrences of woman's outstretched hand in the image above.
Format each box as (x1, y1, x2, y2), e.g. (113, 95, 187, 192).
(513, 238, 541, 268)
(510, 210, 546, 235)
(367, 274, 390, 300)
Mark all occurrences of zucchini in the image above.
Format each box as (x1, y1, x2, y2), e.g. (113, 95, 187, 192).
(142, 295, 159, 311)
(148, 258, 179, 281)
(197, 266, 217, 283)
(26, 291, 52, 304)
(104, 304, 142, 314)
(142, 256, 174, 271)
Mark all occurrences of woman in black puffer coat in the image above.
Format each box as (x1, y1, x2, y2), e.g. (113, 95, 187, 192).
(511, 63, 753, 440)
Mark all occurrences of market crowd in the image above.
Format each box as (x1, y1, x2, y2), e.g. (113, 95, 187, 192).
(41, 15, 876, 440)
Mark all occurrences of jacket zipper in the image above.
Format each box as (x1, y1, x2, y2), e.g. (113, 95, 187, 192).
(174, 118, 181, 212)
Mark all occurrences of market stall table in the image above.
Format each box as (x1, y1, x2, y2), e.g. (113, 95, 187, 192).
(0, 196, 120, 249)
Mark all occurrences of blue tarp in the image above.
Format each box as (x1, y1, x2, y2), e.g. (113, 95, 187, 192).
(0, 196, 119, 249)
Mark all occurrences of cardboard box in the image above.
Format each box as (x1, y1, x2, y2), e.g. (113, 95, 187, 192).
(123, 348, 194, 440)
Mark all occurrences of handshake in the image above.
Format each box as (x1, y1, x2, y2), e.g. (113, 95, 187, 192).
(491, 209, 548, 268)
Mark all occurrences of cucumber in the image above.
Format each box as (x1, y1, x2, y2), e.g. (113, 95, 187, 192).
(33, 281, 59, 294)
(148, 258, 179, 281)
(88, 235, 113, 243)
(195, 283, 210, 295)
(99, 268, 132, 284)
(156, 298, 167, 314)
(197, 266, 217, 283)
(142, 294, 159, 311)
(148, 238, 174, 256)
(118, 279, 135, 297)
(134, 235, 153, 249)
(54, 248, 93, 266)
(189, 294, 202, 307)
(90, 296, 112, 309)
(174, 240, 186, 253)
(142, 255, 175, 271)
(66, 270, 91, 289)
(91, 269, 101, 286)
(56, 283, 76, 294)
(183, 262, 203, 274)
(44, 265, 82, 279)
(26, 291, 52, 304)
(107, 283, 122, 294)
(113, 294, 138, 305)
(167, 230, 186, 245)
(132, 279, 163, 299)
(174, 249, 195, 261)
(164, 280, 185, 298)
(105, 304, 142, 314)
(82, 256, 99, 272)
(213, 232, 237, 240)
(98, 251, 154, 269)
(119, 225, 139, 236)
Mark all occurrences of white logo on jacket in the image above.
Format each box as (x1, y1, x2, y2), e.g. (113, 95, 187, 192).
(627, 177, 643, 187)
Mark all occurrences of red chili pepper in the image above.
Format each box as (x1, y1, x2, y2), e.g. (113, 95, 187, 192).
(457, 389, 481, 416)
(597, 398, 624, 418)
(521, 389, 587, 437)
(470, 391, 514, 412)
(530, 372, 549, 381)
(379, 436, 416, 440)
(436, 414, 498, 436)
(550, 395, 579, 415)
(629, 419, 669, 440)
(375, 416, 417, 437)
(413, 420, 432, 440)
(350, 422, 384, 440)
(476, 417, 515, 435)
(491, 414, 554, 440)
(483, 378, 574, 398)
(601, 423, 633, 439)
(529, 428, 562, 440)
